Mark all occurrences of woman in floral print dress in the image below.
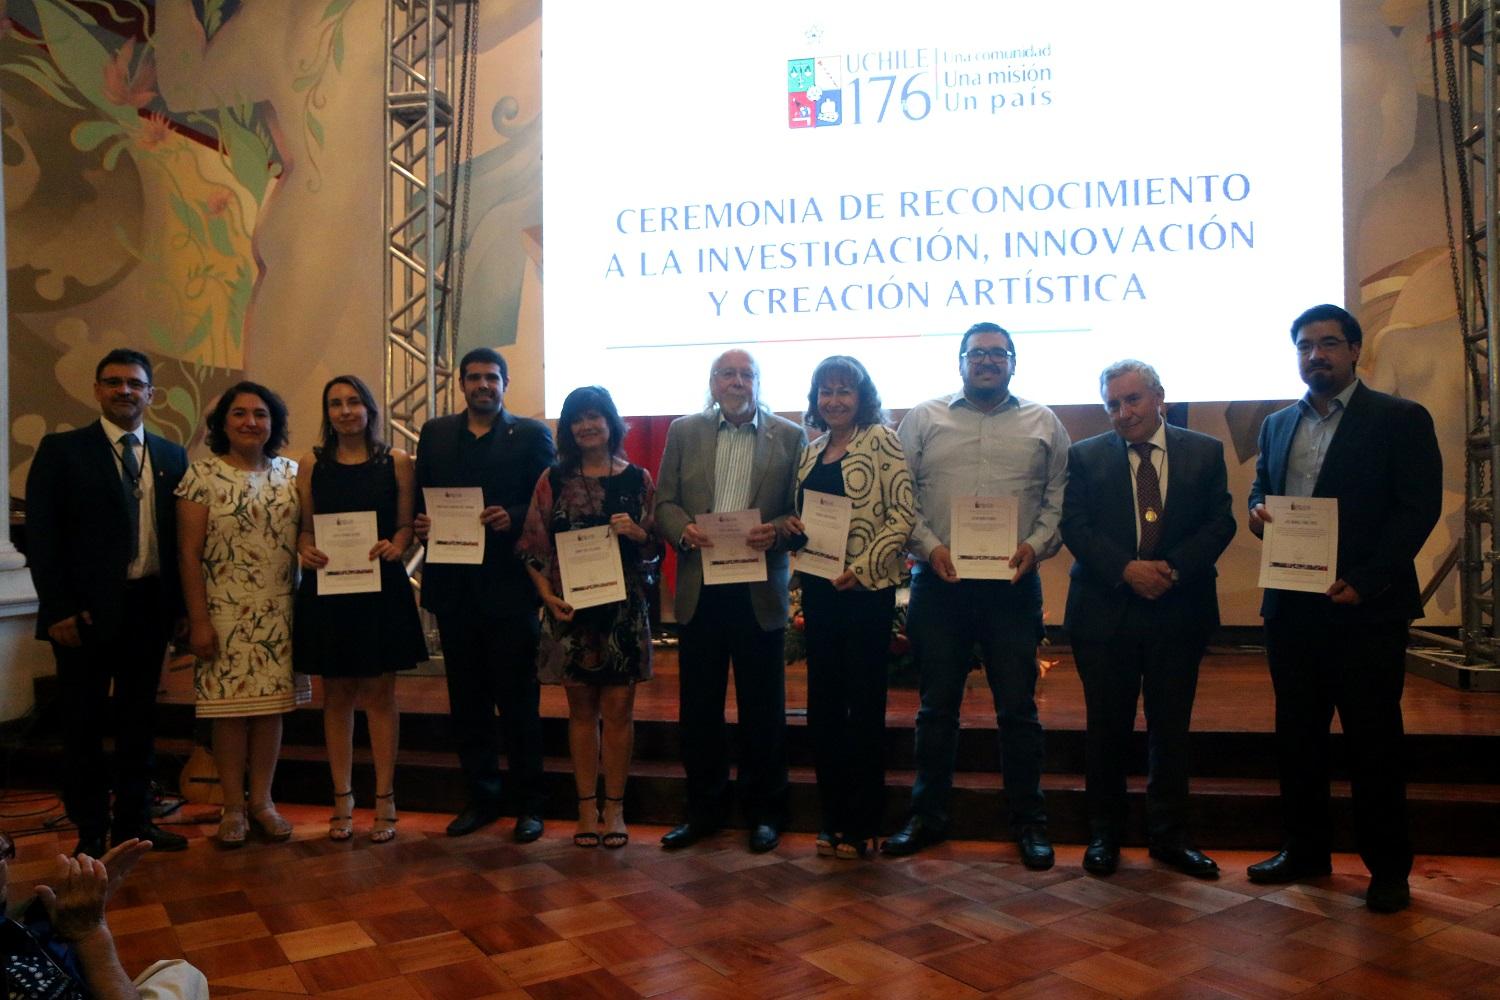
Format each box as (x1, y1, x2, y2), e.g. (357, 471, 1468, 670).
(177, 382, 309, 847)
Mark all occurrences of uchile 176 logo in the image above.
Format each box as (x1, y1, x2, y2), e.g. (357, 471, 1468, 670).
(787, 56, 842, 129)
(789, 56, 935, 131)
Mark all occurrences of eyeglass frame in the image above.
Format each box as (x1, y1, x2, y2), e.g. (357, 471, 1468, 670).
(96, 376, 155, 394)
(1293, 336, 1351, 356)
(960, 347, 1016, 363)
(712, 367, 758, 381)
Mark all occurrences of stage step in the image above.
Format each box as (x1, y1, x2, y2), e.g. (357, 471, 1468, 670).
(143, 742, 1500, 856)
(137, 703, 1500, 787)
(15, 674, 1499, 855)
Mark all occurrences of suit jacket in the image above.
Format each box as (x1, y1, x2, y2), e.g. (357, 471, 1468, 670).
(1249, 381, 1441, 623)
(415, 409, 555, 615)
(794, 423, 915, 590)
(655, 405, 806, 629)
(1061, 423, 1236, 642)
(25, 421, 188, 641)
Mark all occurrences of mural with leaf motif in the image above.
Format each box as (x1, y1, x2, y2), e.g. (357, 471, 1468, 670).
(2, 0, 383, 500)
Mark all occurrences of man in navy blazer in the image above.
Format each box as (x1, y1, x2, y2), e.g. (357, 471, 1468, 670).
(1247, 304, 1441, 913)
(26, 349, 189, 856)
(414, 347, 555, 840)
(1061, 360, 1236, 878)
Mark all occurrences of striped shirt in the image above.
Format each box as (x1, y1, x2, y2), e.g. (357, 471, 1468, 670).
(713, 407, 759, 512)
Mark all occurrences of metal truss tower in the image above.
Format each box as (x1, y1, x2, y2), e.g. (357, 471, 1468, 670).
(1412, 0, 1500, 687)
(383, 0, 457, 450)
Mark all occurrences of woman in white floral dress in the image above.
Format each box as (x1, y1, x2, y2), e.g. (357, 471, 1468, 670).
(177, 382, 308, 846)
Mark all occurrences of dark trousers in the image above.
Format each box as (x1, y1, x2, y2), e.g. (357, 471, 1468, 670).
(1265, 605, 1412, 879)
(1073, 605, 1206, 846)
(908, 570, 1046, 831)
(436, 601, 544, 813)
(677, 583, 788, 829)
(802, 576, 895, 840)
(54, 577, 171, 840)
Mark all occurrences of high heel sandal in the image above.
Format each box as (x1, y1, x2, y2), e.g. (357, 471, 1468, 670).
(248, 802, 294, 842)
(601, 796, 629, 850)
(218, 804, 248, 848)
(329, 790, 354, 842)
(835, 837, 872, 860)
(574, 794, 600, 848)
(370, 791, 398, 844)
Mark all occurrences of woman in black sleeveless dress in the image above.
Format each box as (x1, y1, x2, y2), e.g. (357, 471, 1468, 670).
(294, 375, 426, 842)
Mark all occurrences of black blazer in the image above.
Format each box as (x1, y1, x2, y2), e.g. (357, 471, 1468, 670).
(1249, 381, 1441, 623)
(1061, 424, 1236, 642)
(415, 409, 555, 614)
(25, 421, 188, 641)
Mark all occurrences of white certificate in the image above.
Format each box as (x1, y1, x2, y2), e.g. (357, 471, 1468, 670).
(699, 509, 767, 585)
(950, 496, 1019, 580)
(315, 511, 381, 596)
(792, 490, 853, 580)
(1258, 495, 1338, 594)
(556, 524, 627, 610)
(423, 486, 485, 565)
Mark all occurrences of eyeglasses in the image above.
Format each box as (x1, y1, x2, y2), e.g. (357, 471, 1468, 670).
(713, 368, 757, 381)
(98, 377, 152, 393)
(1294, 337, 1349, 355)
(961, 348, 1015, 363)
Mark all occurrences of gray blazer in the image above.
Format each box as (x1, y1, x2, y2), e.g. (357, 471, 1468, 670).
(655, 405, 806, 629)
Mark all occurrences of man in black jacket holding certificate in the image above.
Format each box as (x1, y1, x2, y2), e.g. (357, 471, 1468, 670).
(1247, 304, 1442, 913)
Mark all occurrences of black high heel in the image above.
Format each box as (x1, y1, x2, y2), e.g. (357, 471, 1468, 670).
(371, 791, 398, 844)
(574, 794, 600, 848)
(601, 795, 629, 849)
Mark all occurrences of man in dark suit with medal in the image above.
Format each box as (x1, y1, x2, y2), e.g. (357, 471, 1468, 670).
(1061, 360, 1236, 877)
(1247, 304, 1441, 913)
(414, 347, 555, 839)
(26, 349, 189, 856)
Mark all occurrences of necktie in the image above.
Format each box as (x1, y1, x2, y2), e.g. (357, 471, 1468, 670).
(1133, 441, 1162, 558)
(120, 434, 140, 563)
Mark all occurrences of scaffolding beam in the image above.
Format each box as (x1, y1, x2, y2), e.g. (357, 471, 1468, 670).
(383, 0, 457, 447)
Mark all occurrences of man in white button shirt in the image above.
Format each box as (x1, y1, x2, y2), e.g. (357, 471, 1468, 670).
(26, 350, 189, 857)
(884, 322, 1070, 869)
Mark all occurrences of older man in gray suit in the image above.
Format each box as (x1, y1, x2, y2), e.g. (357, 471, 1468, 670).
(655, 349, 806, 852)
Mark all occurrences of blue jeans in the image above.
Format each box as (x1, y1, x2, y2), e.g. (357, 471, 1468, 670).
(908, 569, 1046, 831)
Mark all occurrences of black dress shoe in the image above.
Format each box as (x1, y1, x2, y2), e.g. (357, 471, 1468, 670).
(1016, 826, 1055, 871)
(1082, 838, 1119, 876)
(1366, 876, 1411, 913)
(748, 824, 780, 853)
(72, 832, 107, 859)
(879, 816, 946, 857)
(446, 802, 502, 837)
(1149, 844, 1220, 879)
(660, 822, 717, 849)
(513, 815, 544, 844)
(1246, 849, 1333, 884)
(113, 822, 188, 853)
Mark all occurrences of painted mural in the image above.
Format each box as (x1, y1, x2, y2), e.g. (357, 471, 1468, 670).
(2, 0, 385, 499)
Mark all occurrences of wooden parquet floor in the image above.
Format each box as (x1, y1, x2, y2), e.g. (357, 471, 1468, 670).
(11, 802, 1500, 999)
